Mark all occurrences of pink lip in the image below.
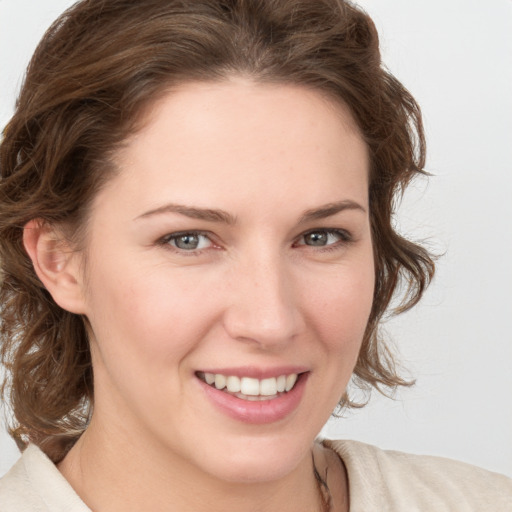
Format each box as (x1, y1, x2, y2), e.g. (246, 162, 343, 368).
(196, 365, 309, 379)
(197, 371, 309, 424)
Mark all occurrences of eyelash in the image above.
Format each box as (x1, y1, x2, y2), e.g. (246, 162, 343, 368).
(158, 228, 353, 255)
(158, 231, 215, 256)
(294, 228, 353, 252)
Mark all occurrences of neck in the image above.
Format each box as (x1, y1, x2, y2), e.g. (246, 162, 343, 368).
(58, 417, 331, 512)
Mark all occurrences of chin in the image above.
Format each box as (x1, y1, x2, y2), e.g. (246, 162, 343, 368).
(206, 457, 303, 485)
(193, 432, 314, 484)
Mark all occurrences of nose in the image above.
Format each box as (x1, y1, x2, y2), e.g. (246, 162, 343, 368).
(222, 250, 304, 349)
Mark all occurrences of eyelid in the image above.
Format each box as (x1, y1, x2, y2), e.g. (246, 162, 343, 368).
(293, 228, 353, 248)
(158, 230, 218, 253)
(156, 227, 353, 255)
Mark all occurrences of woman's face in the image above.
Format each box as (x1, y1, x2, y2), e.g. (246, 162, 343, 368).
(77, 79, 374, 483)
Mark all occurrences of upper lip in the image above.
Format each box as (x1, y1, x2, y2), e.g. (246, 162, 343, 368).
(195, 366, 309, 379)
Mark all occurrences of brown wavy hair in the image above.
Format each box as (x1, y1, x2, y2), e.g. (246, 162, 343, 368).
(0, 0, 434, 461)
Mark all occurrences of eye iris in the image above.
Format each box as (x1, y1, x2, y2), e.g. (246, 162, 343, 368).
(305, 232, 328, 246)
(175, 234, 199, 250)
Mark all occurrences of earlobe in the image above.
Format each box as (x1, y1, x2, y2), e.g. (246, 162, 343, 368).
(23, 219, 87, 315)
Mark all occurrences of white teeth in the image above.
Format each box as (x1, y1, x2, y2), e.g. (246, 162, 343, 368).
(260, 377, 277, 396)
(285, 374, 297, 392)
(240, 377, 260, 396)
(201, 372, 299, 397)
(276, 375, 286, 393)
(226, 376, 241, 393)
(214, 374, 226, 390)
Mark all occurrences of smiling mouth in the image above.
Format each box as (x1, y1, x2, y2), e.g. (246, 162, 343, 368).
(196, 371, 300, 401)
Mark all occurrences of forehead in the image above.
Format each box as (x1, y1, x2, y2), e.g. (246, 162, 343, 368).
(99, 79, 369, 216)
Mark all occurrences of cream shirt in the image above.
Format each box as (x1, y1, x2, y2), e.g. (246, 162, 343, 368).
(1, 440, 511, 511)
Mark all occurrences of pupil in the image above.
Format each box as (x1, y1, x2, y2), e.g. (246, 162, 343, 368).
(176, 234, 199, 250)
(306, 232, 327, 246)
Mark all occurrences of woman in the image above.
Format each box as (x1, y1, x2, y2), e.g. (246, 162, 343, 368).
(0, 0, 510, 510)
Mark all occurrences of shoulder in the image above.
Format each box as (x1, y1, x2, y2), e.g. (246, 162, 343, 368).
(0, 444, 90, 512)
(324, 438, 512, 512)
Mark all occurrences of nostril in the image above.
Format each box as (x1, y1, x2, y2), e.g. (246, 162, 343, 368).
(222, 302, 301, 346)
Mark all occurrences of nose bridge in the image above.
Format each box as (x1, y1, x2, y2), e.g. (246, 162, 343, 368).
(223, 243, 301, 347)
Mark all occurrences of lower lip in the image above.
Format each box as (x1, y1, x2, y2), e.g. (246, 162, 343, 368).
(198, 374, 308, 424)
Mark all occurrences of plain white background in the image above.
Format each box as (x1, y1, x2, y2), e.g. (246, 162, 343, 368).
(1, 0, 511, 478)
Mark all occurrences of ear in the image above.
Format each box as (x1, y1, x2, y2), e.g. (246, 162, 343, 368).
(23, 219, 87, 315)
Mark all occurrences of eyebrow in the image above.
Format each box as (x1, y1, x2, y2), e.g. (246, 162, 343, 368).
(298, 200, 366, 223)
(135, 199, 366, 224)
(135, 204, 237, 224)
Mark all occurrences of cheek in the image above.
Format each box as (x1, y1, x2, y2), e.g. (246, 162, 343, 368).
(85, 259, 219, 365)
(83, 264, 213, 419)
(305, 263, 375, 347)
(296, 262, 375, 414)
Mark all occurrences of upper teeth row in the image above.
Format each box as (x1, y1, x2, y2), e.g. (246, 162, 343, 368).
(204, 373, 298, 396)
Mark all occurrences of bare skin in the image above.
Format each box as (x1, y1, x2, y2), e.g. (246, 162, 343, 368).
(59, 438, 348, 512)
(29, 79, 372, 512)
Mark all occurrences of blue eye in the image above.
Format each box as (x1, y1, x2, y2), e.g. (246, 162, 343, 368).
(164, 232, 212, 251)
(297, 229, 350, 247)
